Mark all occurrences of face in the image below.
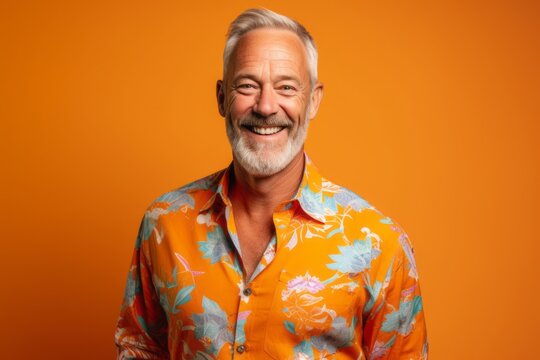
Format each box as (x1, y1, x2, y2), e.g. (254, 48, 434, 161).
(217, 28, 323, 177)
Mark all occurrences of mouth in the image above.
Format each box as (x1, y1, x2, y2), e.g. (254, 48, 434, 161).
(242, 126, 286, 136)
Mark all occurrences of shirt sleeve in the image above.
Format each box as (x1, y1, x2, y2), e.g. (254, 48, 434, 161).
(361, 231, 428, 359)
(114, 215, 170, 359)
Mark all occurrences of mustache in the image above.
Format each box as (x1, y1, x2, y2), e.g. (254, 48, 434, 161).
(238, 114, 293, 128)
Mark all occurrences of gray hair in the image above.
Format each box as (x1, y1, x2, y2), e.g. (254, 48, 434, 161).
(223, 8, 318, 88)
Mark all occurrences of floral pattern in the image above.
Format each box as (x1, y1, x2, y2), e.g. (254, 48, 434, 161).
(115, 154, 427, 359)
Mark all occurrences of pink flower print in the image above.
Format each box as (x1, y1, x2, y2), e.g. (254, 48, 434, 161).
(287, 272, 325, 294)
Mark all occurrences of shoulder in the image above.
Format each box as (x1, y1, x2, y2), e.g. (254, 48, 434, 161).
(150, 169, 223, 210)
(321, 177, 373, 212)
(135, 169, 225, 244)
(321, 177, 413, 268)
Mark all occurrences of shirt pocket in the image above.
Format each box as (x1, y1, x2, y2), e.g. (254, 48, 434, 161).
(263, 269, 360, 359)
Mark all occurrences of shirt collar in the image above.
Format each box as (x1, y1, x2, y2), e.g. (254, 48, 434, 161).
(292, 153, 326, 223)
(199, 153, 326, 223)
(199, 163, 233, 213)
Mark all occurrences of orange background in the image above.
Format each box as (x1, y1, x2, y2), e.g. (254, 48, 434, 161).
(1, 0, 539, 359)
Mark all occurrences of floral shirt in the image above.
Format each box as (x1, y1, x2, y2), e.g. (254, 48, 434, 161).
(115, 154, 428, 359)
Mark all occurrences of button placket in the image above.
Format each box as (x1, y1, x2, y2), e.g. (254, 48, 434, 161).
(233, 283, 253, 357)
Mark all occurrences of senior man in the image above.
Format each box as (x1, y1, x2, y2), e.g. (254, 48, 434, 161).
(115, 8, 428, 359)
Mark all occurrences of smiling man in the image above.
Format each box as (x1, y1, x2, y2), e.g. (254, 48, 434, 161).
(115, 8, 428, 359)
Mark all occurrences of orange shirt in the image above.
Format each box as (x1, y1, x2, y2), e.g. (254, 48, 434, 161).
(115, 154, 428, 359)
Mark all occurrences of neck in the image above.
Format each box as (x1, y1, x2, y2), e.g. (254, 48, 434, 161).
(229, 150, 305, 216)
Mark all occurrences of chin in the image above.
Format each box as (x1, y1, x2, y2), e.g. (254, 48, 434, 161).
(226, 119, 308, 177)
(234, 145, 295, 177)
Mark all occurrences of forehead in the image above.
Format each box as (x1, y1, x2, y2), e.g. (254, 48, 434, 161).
(229, 28, 309, 78)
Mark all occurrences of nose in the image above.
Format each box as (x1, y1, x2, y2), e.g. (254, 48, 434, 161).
(252, 85, 278, 117)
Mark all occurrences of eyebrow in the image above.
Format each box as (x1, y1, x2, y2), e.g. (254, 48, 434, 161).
(231, 74, 258, 84)
(232, 73, 302, 84)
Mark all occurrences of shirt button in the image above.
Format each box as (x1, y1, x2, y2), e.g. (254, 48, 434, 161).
(242, 288, 252, 296)
(236, 344, 246, 353)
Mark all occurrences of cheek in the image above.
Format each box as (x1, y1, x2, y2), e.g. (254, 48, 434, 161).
(282, 98, 308, 122)
(227, 94, 253, 117)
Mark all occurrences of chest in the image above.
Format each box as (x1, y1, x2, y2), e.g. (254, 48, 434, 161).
(233, 212, 275, 281)
(156, 216, 367, 359)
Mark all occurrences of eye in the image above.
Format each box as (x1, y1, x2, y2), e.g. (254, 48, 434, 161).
(235, 83, 259, 94)
(277, 84, 297, 95)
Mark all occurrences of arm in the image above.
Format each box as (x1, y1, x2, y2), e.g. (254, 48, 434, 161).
(115, 216, 169, 359)
(362, 231, 428, 359)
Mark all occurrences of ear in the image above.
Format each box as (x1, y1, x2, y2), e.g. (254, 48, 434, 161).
(216, 80, 225, 117)
(307, 82, 324, 120)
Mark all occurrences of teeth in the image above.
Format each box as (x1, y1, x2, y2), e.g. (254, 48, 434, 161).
(251, 127, 283, 135)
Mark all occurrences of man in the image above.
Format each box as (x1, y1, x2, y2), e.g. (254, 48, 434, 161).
(115, 8, 428, 360)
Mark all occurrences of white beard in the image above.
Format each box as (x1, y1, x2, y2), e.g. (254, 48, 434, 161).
(226, 114, 309, 177)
